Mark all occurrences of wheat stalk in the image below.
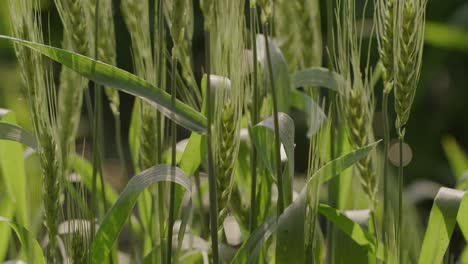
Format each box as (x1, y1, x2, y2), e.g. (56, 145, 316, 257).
(394, 0, 427, 131)
(377, 0, 396, 93)
(54, 0, 93, 177)
(9, 1, 62, 262)
(393, 0, 427, 261)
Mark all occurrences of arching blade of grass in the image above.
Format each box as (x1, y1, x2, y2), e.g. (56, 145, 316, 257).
(90, 165, 192, 264)
(0, 217, 45, 264)
(251, 112, 295, 207)
(0, 112, 31, 229)
(178, 74, 208, 177)
(442, 136, 468, 179)
(231, 140, 380, 264)
(289, 90, 327, 137)
(256, 35, 291, 112)
(0, 122, 37, 150)
(0, 35, 207, 134)
(291, 67, 344, 93)
(418, 187, 468, 264)
(318, 205, 376, 253)
(0, 194, 15, 261)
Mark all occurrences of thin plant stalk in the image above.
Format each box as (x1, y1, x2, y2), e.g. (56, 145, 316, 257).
(166, 54, 178, 264)
(155, 0, 166, 261)
(249, 4, 259, 233)
(398, 129, 404, 263)
(205, 30, 220, 264)
(326, 1, 337, 262)
(262, 23, 284, 215)
(194, 171, 207, 238)
(382, 90, 390, 262)
(91, 0, 108, 238)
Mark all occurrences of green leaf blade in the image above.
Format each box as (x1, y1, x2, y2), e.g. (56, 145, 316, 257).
(0, 35, 207, 134)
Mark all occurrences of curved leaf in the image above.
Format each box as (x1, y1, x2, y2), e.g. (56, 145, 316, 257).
(0, 122, 37, 150)
(90, 165, 192, 264)
(289, 90, 327, 137)
(291, 67, 343, 93)
(0, 194, 15, 261)
(231, 141, 380, 264)
(0, 217, 45, 264)
(442, 136, 468, 179)
(0, 112, 31, 229)
(418, 187, 468, 264)
(256, 35, 291, 112)
(251, 112, 295, 207)
(318, 205, 374, 249)
(0, 35, 207, 134)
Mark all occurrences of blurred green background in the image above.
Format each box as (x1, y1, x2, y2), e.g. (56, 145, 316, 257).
(1, 0, 468, 189)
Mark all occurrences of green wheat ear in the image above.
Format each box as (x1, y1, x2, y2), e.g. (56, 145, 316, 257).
(9, 0, 62, 262)
(54, 0, 93, 175)
(394, 0, 427, 130)
(346, 88, 377, 199)
(333, 0, 377, 202)
(377, 0, 396, 93)
(217, 100, 236, 223)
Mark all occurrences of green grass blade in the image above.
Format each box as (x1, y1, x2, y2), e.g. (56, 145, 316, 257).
(425, 22, 468, 52)
(318, 205, 375, 250)
(0, 217, 45, 264)
(231, 141, 379, 263)
(0, 122, 37, 150)
(129, 99, 141, 171)
(461, 246, 468, 263)
(0, 194, 15, 261)
(457, 194, 468, 240)
(0, 112, 31, 228)
(256, 34, 291, 112)
(90, 165, 192, 263)
(0, 35, 207, 134)
(252, 112, 295, 207)
(442, 136, 468, 179)
(178, 73, 209, 177)
(315, 140, 381, 184)
(418, 187, 467, 264)
(289, 90, 326, 137)
(291, 67, 343, 93)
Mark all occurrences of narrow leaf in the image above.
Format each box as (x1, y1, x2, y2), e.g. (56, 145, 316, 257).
(291, 67, 343, 93)
(442, 136, 468, 179)
(256, 35, 291, 112)
(0, 112, 30, 228)
(289, 90, 326, 137)
(251, 112, 295, 207)
(318, 205, 374, 248)
(418, 187, 467, 264)
(0, 122, 37, 149)
(231, 141, 379, 263)
(0, 217, 45, 264)
(90, 165, 191, 264)
(0, 35, 207, 134)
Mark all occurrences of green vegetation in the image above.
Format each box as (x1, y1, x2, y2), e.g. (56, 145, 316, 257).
(0, 0, 467, 263)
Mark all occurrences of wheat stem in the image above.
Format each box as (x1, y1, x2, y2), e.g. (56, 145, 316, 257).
(262, 23, 284, 216)
(382, 90, 390, 262)
(398, 129, 404, 263)
(205, 30, 220, 264)
(166, 53, 178, 264)
(249, 4, 259, 233)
